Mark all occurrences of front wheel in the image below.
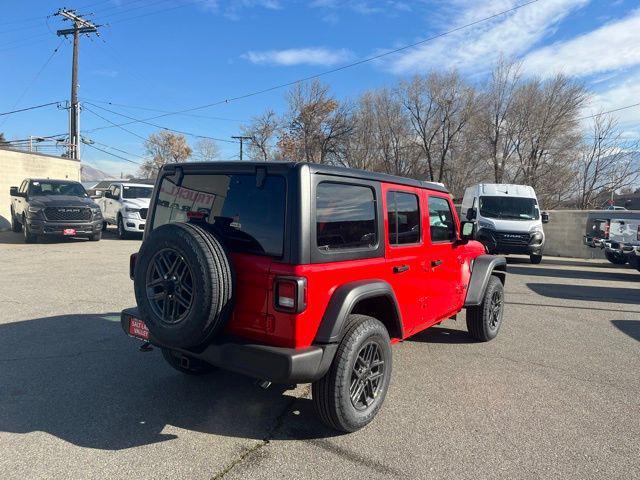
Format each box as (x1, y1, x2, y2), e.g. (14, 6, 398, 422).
(312, 314, 392, 432)
(466, 275, 504, 342)
(23, 217, 37, 243)
(530, 254, 542, 264)
(10, 209, 21, 233)
(89, 231, 102, 242)
(605, 250, 627, 265)
(117, 216, 128, 239)
(161, 348, 216, 375)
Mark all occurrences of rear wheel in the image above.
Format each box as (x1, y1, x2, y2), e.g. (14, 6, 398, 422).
(605, 250, 627, 265)
(161, 348, 216, 375)
(312, 314, 392, 432)
(102, 221, 107, 232)
(466, 276, 504, 342)
(530, 254, 542, 264)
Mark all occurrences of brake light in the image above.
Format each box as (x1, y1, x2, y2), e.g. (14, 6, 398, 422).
(274, 277, 307, 313)
(187, 211, 206, 221)
(129, 253, 138, 280)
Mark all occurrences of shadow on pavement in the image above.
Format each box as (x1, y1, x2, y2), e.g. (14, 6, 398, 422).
(0, 313, 336, 450)
(527, 283, 640, 305)
(509, 265, 640, 282)
(506, 256, 614, 269)
(407, 326, 475, 344)
(0, 229, 141, 245)
(611, 320, 640, 342)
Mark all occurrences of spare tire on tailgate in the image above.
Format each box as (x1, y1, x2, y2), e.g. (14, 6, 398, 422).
(134, 222, 234, 348)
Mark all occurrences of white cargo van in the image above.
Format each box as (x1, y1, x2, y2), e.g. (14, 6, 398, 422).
(461, 184, 549, 264)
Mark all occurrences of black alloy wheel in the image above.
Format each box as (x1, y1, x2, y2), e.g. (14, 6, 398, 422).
(350, 341, 385, 411)
(146, 248, 194, 325)
(488, 289, 503, 331)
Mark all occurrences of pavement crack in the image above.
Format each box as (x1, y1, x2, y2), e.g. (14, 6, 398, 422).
(210, 385, 310, 479)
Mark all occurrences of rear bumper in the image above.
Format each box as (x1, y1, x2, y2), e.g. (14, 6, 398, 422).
(120, 307, 336, 384)
(583, 235, 605, 248)
(27, 219, 102, 236)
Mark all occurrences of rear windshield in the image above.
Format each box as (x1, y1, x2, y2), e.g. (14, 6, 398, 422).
(122, 186, 153, 199)
(152, 173, 286, 257)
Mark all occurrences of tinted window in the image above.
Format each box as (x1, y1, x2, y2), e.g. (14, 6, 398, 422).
(152, 173, 286, 257)
(123, 186, 153, 199)
(29, 181, 87, 197)
(428, 196, 456, 242)
(480, 196, 539, 220)
(316, 182, 377, 251)
(112, 185, 121, 198)
(387, 191, 420, 245)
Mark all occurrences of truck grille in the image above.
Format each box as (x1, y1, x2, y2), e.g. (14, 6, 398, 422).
(495, 231, 530, 246)
(44, 207, 92, 222)
(139, 208, 148, 219)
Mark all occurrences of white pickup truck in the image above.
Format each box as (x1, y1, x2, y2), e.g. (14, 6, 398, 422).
(96, 182, 153, 239)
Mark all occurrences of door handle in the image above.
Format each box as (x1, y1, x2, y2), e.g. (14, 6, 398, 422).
(393, 265, 410, 273)
(431, 260, 443, 268)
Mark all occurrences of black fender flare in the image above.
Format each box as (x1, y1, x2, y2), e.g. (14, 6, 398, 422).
(464, 255, 507, 307)
(314, 280, 404, 344)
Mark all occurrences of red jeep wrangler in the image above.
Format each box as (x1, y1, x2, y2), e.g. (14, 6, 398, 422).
(122, 162, 506, 432)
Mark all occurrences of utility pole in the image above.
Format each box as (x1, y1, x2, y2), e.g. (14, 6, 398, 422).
(55, 8, 99, 160)
(231, 136, 251, 161)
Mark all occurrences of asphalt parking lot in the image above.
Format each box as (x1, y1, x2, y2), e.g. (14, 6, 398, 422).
(0, 230, 638, 480)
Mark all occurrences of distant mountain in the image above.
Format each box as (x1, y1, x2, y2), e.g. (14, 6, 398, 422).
(81, 163, 117, 182)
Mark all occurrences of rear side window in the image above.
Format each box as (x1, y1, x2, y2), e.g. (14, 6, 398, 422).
(153, 173, 286, 257)
(387, 191, 420, 245)
(316, 182, 377, 251)
(428, 196, 456, 242)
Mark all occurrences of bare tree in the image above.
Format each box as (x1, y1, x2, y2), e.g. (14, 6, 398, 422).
(576, 114, 640, 209)
(400, 71, 475, 182)
(282, 80, 353, 163)
(242, 109, 279, 161)
(479, 57, 522, 183)
(193, 138, 220, 162)
(140, 130, 192, 178)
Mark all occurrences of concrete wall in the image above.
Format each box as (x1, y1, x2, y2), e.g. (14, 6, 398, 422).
(0, 148, 81, 230)
(542, 210, 605, 259)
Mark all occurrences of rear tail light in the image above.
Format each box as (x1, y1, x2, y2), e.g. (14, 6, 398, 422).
(129, 253, 138, 280)
(604, 223, 610, 239)
(274, 277, 307, 313)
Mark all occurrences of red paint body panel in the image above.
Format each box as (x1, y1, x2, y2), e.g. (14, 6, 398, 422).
(221, 181, 486, 350)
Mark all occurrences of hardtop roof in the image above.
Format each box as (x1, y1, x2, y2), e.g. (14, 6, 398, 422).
(167, 161, 449, 194)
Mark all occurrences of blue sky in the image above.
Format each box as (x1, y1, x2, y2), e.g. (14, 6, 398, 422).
(1, 0, 639, 176)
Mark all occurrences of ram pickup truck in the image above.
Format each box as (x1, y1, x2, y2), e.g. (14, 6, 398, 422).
(96, 182, 153, 239)
(9, 178, 103, 243)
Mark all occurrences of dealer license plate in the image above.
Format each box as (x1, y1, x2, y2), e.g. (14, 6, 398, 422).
(63, 228, 77, 236)
(128, 317, 149, 340)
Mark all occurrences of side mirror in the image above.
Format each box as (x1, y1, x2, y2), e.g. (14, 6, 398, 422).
(541, 211, 549, 224)
(104, 191, 113, 199)
(460, 221, 476, 241)
(10, 186, 18, 196)
(466, 207, 477, 221)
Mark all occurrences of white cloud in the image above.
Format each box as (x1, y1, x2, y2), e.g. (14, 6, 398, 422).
(586, 68, 640, 126)
(385, 0, 589, 74)
(242, 47, 353, 66)
(523, 9, 640, 78)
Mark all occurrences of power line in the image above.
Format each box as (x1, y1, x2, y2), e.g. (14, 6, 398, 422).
(106, 0, 207, 25)
(578, 103, 640, 122)
(82, 98, 246, 122)
(83, 105, 148, 141)
(84, 101, 240, 143)
(83, 137, 148, 160)
(0, 101, 63, 117)
(83, 141, 143, 166)
(0, 39, 65, 128)
(80, 0, 543, 129)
